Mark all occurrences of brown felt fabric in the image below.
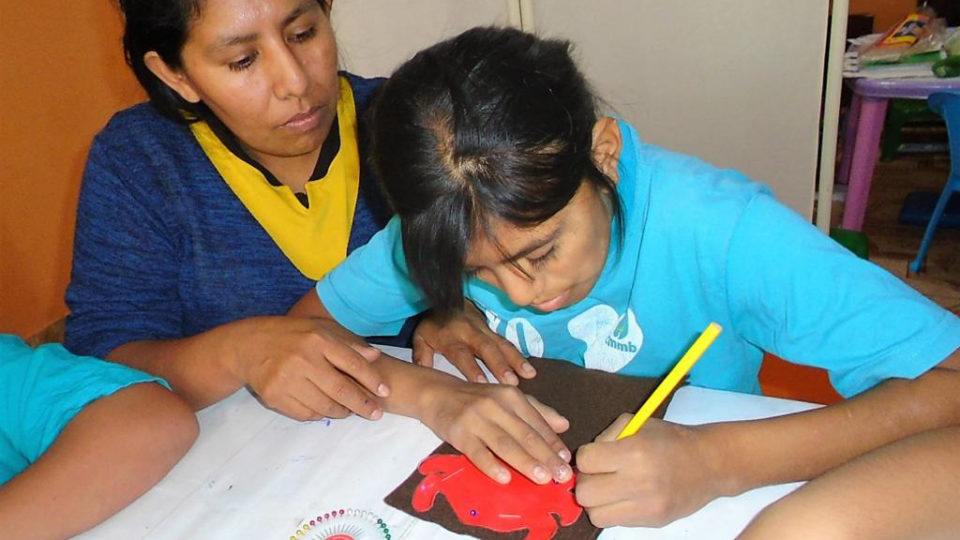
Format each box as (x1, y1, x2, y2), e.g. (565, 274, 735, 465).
(385, 357, 675, 539)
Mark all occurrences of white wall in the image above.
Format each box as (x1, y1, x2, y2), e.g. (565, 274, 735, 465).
(532, 1, 829, 218)
(331, 0, 517, 78)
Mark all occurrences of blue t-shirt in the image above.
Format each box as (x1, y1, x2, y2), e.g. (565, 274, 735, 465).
(0, 335, 167, 485)
(317, 121, 960, 398)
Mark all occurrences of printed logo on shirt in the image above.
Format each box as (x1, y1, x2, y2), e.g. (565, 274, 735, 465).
(568, 304, 643, 372)
(483, 309, 545, 358)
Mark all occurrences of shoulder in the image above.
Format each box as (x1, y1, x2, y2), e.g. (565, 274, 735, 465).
(341, 71, 386, 115)
(617, 120, 769, 243)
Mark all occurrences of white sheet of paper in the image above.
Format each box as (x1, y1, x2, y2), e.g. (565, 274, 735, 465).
(78, 346, 819, 539)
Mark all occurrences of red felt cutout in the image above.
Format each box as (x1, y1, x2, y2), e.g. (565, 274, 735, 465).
(412, 454, 582, 540)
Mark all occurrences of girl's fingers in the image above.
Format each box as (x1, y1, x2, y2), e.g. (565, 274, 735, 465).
(474, 338, 518, 385)
(458, 441, 512, 485)
(490, 331, 535, 379)
(446, 344, 488, 383)
(476, 423, 556, 485)
(412, 335, 436, 368)
(499, 400, 572, 482)
(525, 395, 572, 461)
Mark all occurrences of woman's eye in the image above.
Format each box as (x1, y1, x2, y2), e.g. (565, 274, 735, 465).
(289, 26, 317, 43)
(228, 52, 258, 72)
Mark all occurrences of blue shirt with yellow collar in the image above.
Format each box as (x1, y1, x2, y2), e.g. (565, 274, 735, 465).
(66, 73, 398, 358)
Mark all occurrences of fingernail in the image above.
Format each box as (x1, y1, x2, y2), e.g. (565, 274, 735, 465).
(533, 466, 549, 483)
(522, 362, 536, 375)
(370, 408, 383, 420)
(377, 384, 390, 397)
(496, 469, 511, 484)
(558, 448, 572, 462)
(503, 371, 519, 385)
(556, 464, 572, 481)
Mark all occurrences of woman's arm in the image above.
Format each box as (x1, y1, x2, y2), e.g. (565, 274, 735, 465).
(575, 350, 960, 527)
(108, 316, 388, 420)
(739, 426, 960, 539)
(0, 383, 198, 539)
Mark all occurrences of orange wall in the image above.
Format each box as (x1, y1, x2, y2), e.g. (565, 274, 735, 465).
(849, 0, 918, 32)
(0, 1, 144, 338)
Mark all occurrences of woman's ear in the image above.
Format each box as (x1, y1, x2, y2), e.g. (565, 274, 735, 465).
(591, 117, 622, 183)
(143, 51, 201, 104)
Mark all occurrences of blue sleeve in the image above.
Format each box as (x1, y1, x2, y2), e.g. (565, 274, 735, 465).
(65, 133, 184, 358)
(316, 216, 428, 336)
(0, 335, 168, 485)
(726, 194, 960, 397)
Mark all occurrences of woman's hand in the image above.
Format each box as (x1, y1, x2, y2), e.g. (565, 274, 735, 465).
(413, 303, 536, 385)
(227, 316, 390, 421)
(416, 376, 573, 485)
(575, 414, 724, 528)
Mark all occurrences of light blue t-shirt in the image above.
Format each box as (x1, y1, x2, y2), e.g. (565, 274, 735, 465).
(317, 121, 960, 398)
(0, 335, 167, 485)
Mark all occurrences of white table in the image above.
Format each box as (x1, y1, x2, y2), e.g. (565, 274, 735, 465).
(79, 347, 820, 539)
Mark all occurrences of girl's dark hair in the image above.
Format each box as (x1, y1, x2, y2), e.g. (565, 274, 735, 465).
(371, 26, 622, 317)
(118, 0, 329, 123)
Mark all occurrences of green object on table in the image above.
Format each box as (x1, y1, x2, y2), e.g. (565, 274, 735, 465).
(830, 228, 869, 260)
(880, 99, 943, 161)
(932, 56, 960, 79)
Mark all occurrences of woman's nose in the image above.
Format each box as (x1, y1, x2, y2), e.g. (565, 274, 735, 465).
(270, 46, 309, 99)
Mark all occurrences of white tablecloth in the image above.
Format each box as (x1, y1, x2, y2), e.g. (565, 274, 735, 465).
(79, 346, 819, 539)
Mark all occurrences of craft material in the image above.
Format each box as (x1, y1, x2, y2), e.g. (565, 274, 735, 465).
(617, 322, 722, 440)
(289, 508, 391, 540)
(387, 356, 676, 540)
(413, 454, 580, 540)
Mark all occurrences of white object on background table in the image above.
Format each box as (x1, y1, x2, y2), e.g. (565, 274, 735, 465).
(78, 346, 819, 539)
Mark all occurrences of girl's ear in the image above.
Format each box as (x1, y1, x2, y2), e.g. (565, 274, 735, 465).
(143, 51, 202, 104)
(591, 117, 622, 183)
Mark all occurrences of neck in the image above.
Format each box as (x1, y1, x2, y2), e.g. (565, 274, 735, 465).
(248, 147, 321, 193)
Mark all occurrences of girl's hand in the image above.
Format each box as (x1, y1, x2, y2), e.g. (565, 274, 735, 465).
(575, 414, 724, 528)
(228, 316, 390, 421)
(417, 378, 573, 485)
(413, 302, 536, 385)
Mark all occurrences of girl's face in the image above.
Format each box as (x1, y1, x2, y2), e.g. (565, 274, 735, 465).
(464, 182, 614, 313)
(159, 0, 339, 162)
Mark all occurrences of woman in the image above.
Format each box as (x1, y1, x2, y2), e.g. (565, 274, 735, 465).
(66, 0, 524, 422)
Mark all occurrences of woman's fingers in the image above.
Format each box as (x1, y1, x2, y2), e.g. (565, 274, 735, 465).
(318, 334, 390, 399)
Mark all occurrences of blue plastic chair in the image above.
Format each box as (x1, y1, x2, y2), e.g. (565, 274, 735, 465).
(910, 92, 960, 273)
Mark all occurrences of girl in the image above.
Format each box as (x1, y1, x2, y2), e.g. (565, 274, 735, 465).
(292, 26, 960, 530)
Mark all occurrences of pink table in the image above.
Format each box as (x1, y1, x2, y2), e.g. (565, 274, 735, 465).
(837, 77, 960, 231)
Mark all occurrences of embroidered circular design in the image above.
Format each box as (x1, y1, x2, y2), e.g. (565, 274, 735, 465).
(289, 508, 391, 540)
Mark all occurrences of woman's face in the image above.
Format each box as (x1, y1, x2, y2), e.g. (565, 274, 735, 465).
(174, 0, 339, 161)
(464, 182, 614, 313)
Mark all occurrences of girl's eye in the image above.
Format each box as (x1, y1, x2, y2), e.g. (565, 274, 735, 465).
(289, 26, 317, 44)
(528, 246, 557, 269)
(228, 52, 258, 72)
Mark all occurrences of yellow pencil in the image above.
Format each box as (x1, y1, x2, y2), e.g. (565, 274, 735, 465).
(616, 322, 723, 440)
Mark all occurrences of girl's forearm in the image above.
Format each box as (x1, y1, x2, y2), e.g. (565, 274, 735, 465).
(702, 362, 960, 498)
(739, 426, 960, 539)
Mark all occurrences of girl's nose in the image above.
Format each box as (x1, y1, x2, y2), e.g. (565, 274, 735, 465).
(495, 268, 538, 307)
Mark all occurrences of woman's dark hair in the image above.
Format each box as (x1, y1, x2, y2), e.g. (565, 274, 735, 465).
(118, 0, 330, 123)
(371, 26, 622, 317)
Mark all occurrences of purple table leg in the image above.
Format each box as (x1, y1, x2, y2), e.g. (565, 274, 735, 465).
(836, 93, 862, 186)
(841, 97, 889, 231)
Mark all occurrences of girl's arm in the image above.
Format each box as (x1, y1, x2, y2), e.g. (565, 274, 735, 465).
(575, 350, 960, 527)
(0, 383, 198, 538)
(739, 426, 960, 539)
(291, 291, 575, 485)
